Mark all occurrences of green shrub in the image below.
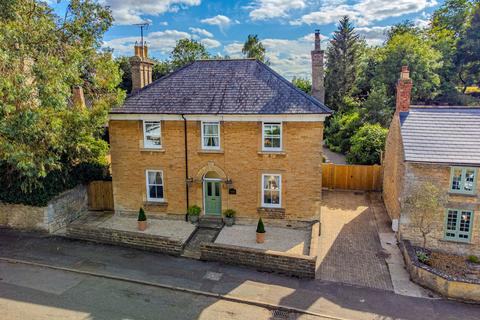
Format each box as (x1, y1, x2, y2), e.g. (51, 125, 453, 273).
(416, 251, 429, 264)
(138, 208, 147, 221)
(187, 205, 201, 216)
(0, 161, 111, 207)
(468, 255, 479, 264)
(223, 209, 236, 218)
(256, 218, 265, 233)
(324, 111, 362, 154)
(346, 123, 388, 165)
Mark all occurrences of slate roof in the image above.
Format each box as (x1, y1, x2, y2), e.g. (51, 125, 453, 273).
(111, 59, 331, 115)
(399, 107, 480, 165)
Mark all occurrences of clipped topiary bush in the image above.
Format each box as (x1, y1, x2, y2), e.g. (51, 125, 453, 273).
(256, 217, 265, 233)
(468, 255, 479, 264)
(138, 208, 147, 221)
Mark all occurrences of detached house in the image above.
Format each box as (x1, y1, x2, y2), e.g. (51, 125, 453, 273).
(109, 32, 331, 221)
(383, 66, 480, 256)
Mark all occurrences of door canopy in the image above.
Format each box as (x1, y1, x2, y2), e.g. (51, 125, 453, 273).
(195, 161, 227, 182)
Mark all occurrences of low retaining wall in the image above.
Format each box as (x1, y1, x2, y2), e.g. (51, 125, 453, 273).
(0, 185, 87, 233)
(401, 240, 480, 303)
(67, 224, 185, 256)
(200, 221, 319, 278)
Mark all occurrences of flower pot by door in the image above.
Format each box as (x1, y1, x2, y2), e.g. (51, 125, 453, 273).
(223, 217, 234, 226)
(256, 232, 265, 243)
(138, 221, 147, 231)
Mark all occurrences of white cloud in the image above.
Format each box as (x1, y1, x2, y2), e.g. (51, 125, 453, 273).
(248, 0, 307, 21)
(200, 14, 238, 28)
(356, 26, 389, 46)
(189, 27, 213, 38)
(98, 0, 201, 25)
(292, 0, 437, 27)
(200, 38, 221, 48)
(224, 32, 328, 79)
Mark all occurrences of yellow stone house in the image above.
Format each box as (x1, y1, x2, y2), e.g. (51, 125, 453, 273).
(108, 32, 331, 222)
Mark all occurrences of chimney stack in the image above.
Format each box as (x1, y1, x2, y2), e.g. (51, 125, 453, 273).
(130, 41, 154, 93)
(72, 86, 86, 108)
(311, 30, 325, 103)
(395, 66, 413, 113)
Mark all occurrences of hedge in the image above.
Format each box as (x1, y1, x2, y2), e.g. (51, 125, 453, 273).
(0, 162, 111, 207)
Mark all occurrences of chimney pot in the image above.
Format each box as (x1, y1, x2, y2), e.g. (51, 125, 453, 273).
(130, 43, 154, 93)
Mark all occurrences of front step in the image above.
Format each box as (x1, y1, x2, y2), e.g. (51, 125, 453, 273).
(198, 217, 224, 229)
(181, 227, 222, 259)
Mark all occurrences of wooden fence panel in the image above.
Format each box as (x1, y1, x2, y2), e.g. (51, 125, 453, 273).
(87, 180, 114, 211)
(322, 163, 382, 191)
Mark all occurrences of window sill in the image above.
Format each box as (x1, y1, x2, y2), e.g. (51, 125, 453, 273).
(258, 151, 286, 156)
(257, 207, 285, 219)
(198, 149, 224, 154)
(448, 192, 477, 198)
(144, 201, 168, 207)
(140, 148, 165, 153)
(439, 238, 472, 245)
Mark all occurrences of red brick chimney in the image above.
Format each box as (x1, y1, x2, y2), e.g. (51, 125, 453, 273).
(395, 66, 413, 113)
(311, 30, 325, 103)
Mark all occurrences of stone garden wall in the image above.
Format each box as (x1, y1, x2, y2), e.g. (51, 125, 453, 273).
(0, 185, 87, 233)
(67, 223, 185, 256)
(200, 221, 319, 278)
(401, 240, 480, 303)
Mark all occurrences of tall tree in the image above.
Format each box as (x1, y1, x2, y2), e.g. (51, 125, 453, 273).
(242, 34, 268, 63)
(0, 0, 123, 191)
(325, 16, 363, 111)
(170, 38, 210, 70)
(292, 77, 311, 94)
(456, 3, 480, 90)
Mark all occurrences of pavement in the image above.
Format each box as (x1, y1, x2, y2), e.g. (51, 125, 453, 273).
(0, 229, 479, 320)
(322, 146, 347, 164)
(0, 261, 324, 320)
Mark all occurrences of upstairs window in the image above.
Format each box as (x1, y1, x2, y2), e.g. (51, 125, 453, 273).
(262, 123, 282, 151)
(143, 121, 162, 149)
(450, 167, 477, 195)
(261, 174, 281, 208)
(444, 209, 473, 242)
(201, 122, 220, 150)
(146, 170, 164, 201)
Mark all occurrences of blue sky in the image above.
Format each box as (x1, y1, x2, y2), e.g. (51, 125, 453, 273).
(50, 0, 443, 79)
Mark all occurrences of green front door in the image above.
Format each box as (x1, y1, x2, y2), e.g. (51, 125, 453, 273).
(205, 180, 221, 216)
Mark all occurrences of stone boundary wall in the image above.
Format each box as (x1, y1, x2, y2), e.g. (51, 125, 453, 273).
(200, 221, 319, 278)
(0, 185, 87, 233)
(401, 240, 480, 303)
(67, 224, 185, 256)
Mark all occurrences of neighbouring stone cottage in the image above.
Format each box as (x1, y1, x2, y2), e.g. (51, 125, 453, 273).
(108, 31, 332, 221)
(383, 66, 480, 256)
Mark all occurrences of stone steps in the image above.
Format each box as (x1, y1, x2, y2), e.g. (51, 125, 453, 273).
(181, 227, 222, 259)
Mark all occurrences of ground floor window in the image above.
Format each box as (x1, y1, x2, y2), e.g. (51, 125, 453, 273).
(146, 170, 164, 201)
(444, 209, 473, 242)
(261, 174, 281, 208)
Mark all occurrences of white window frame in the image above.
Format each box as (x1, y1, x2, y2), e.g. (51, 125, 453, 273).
(145, 170, 165, 202)
(262, 122, 282, 152)
(143, 120, 162, 149)
(201, 121, 221, 150)
(261, 173, 282, 208)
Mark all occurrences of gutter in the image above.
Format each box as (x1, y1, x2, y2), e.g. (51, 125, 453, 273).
(181, 114, 190, 221)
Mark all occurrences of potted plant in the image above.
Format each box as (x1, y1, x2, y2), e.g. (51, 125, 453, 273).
(256, 217, 266, 243)
(223, 209, 236, 227)
(138, 207, 147, 231)
(188, 205, 201, 224)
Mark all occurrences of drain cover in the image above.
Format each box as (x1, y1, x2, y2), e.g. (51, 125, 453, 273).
(271, 309, 291, 319)
(203, 271, 222, 281)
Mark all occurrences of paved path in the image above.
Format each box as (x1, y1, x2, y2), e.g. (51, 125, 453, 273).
(318, 191, 393, 291)
(0, 229, 479, 320)
(322, 146, 347, 164)
(0, 261, 323, 320)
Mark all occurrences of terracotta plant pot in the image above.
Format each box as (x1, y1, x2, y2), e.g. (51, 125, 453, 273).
(138, 220, 147, 231)
(256, 232, 265, 244)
